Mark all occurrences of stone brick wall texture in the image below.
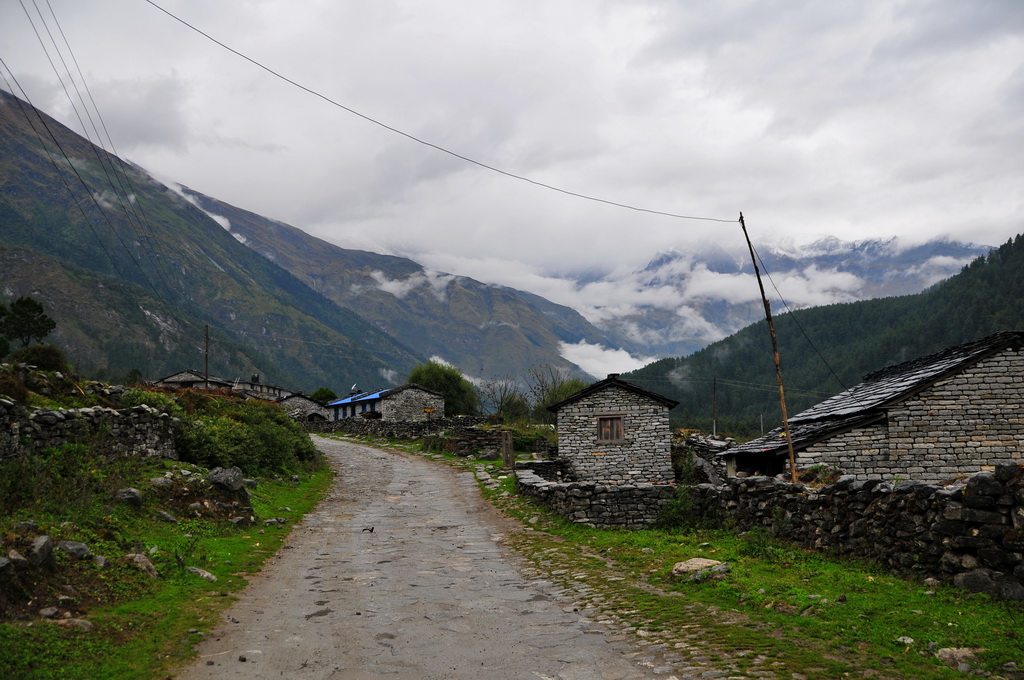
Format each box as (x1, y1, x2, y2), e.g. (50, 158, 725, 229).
(0, 398, 179, 461)
(555, 385, 673, 484)
(691, 465, 1024, 598)
(380, 389, 445, 422)
(797, 347, 1024, 482)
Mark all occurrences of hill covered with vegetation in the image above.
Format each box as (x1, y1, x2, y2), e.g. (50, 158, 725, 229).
(625, 234, 1024, 438)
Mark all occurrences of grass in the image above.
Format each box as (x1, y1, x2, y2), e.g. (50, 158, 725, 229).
(0, 452, 333, 679)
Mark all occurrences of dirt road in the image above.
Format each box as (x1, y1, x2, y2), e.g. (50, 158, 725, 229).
(174, 436, 691, 679)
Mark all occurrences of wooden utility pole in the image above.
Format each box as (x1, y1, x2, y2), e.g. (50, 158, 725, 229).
(739, 213, 798, 483)
(204, 324, 209, 391)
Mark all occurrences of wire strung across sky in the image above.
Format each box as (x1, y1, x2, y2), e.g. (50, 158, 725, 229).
(143, 0, 736, 226)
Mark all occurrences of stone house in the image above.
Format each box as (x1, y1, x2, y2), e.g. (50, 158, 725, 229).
(725, 331, 1024, 483)
(275, 394, 330, 422)
(327, 384, 444, 422)
(152, 369, 293, 400)
(546, 373, 678, 484)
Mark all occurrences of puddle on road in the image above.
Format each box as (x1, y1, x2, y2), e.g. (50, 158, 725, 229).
(304, 607, 334, 620)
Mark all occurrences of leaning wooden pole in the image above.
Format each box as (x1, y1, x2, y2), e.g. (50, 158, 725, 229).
(739, 213, 798, 483)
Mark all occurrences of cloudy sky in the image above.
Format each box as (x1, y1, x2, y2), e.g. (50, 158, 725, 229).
(3, 1, 1024, 327)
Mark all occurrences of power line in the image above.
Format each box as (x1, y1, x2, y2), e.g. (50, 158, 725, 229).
(143, 0, 735, 225)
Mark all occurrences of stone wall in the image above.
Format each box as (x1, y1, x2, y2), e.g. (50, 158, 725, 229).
(555, 384, 673, 484)
(691, 465, 1024, 598)
(515, 467, 676, 529)
(0, 398, 179, 461)
(795, 422, 889, 478)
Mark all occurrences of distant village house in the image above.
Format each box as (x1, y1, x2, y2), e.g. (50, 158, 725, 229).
(327, 384, 444, 422)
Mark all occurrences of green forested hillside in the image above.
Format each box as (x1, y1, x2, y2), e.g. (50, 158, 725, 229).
(624, 235, 1024, 437)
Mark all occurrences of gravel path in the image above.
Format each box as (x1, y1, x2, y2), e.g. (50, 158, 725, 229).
(174, 436, 701, 679)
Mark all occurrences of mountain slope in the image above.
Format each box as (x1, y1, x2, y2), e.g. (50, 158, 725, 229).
(624, 235, 1022, 436)
(180, 188, 611, 380)
(0, 89, 421, 390)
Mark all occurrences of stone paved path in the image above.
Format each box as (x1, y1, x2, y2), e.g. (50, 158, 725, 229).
(174, 436, 714, 679)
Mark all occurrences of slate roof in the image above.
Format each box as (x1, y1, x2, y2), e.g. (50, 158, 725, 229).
(728, 331, 1024, 458)
(546, 374, 680, 412)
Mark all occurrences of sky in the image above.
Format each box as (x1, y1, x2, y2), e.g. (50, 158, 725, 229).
(3, 0, 1024, 367)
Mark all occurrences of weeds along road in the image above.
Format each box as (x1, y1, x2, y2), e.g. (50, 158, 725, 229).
(174, 436, 691, 680)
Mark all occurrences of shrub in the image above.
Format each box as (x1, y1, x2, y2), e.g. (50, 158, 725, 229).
(0, 371, 28, 404)
(176, 399, 318, 474)
(652, 487, 721, 533)
(8, 344, 70, 373)
(119, 388, 183, 418)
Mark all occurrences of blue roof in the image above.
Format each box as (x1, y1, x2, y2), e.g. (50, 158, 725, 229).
(326, 389, 389, 407)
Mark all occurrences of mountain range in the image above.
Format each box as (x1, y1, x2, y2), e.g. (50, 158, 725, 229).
(0, 88, 995, 395)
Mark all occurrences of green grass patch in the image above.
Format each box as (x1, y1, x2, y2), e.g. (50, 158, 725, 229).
(0, 454, 332, 679)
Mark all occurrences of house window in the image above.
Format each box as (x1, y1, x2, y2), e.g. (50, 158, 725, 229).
(597, 416, 624, 442)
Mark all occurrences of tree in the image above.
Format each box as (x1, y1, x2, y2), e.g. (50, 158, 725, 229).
(525, 364, 590, 424)
(407, 360, 479, 417)
(479, 376, 530, 422)
(310, 387, 338, 404)
(0, 302, 8, 359)
(3, 296, 56, 348)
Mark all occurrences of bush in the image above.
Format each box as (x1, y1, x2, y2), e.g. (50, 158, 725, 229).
(0, 371, 28, 404)
(652, 487, 721, 533)
(176, 399, 318, 474)
(119, 388, 183, 418)
(8, 344, 70, 373)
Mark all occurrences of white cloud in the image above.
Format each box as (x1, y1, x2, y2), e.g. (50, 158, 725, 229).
(3, 0, 1022, 324)
(559, 340, 656, 379)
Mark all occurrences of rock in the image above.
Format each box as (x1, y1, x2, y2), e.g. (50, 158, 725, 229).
(8, 550, 29, 571)
(155, 510, 178, 524)
(52, 618, 93, 631)
(13, 520, 38, 532)
(690, 563, 731, 582)
(126, 553, 159, 578)
(243, 478, 258, 489)
(56, 541, 92, 560)
(187, 566, 218, 582)
(671, 558, 723, 577)
(935, 648, 980, 669)
(29, 536, 53, 568)
(229, 517, 252, 528)
(953, 568, 998, 596)
(149, 477, 173, 488)
(93, 555, 109, 570)
(208, 467, 245, 492)
(116, 488, 143, 508)
(39, 606, 60, 619)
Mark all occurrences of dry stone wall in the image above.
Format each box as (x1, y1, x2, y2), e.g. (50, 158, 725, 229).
(692, 465, 1024, 599)
(515, 467, 676, 529)
(380, 389, 444, 422)
(0, 398, 179, 461)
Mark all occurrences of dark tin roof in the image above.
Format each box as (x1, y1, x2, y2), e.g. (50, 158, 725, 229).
(546, 374, 680, 413)
(728, 331, 1024, 458)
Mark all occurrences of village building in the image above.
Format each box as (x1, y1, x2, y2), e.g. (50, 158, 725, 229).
(327, 384, 444, 422)
(275, 394, 330, 422)
(152, 369, 293, 400)
(546, 374, 678, 484)
(725, 331, 1024, 483)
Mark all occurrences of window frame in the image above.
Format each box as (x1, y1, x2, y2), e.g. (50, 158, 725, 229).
(596, 414, 626, 443)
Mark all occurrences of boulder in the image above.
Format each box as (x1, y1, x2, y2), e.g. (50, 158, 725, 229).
(116, 488, 143, 508)
(208, 467, 245, 492)
(56, 541, 92, 560)
(671, 558, 723, 578)
(126, 553, 159, 578)
(28, 536, 53, 567)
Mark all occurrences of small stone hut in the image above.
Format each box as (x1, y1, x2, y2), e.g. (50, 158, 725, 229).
(327, 384, 444, 422)
(725, 331, 1024, 482)
(547, 374, 678, 484)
